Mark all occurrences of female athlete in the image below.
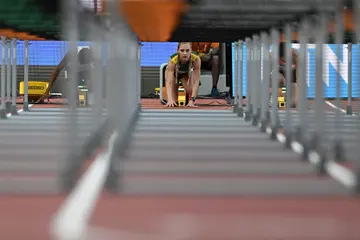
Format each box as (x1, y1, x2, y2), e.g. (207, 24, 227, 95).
(165, 42, 201, 108)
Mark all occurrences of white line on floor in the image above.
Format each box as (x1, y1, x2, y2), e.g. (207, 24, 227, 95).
(6, 104, 33, 118)
(325, 101, 356, 116)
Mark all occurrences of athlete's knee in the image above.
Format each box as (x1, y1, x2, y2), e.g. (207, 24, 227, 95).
(211, 55, 220, 66)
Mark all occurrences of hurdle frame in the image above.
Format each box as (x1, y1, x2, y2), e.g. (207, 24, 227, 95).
(231, 2, 359, 195)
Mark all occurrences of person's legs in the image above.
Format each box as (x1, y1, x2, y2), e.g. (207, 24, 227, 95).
(201, 55, 220, 97)
(210, 55, 220, 96)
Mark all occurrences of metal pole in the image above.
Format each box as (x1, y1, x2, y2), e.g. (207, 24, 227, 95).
(353, 0, 360, 194)
(61, 0, 80, 191)
(333, 7, 345, 161)
(270, 28, 280, 139)
(346, 43, 352, 115)
(136, 42, 141, 108)
(252, 35, 261, 126)
(11, 38, 17, 115)
(244, 38, 252, 121)
(23, 40, 29, 111)
(250, 38, 257, 124)
(296, 19, 309, 160)
(260, 32, 270, 131)
(92, 27, 103, 127)
(6, 40, 11, 112)
(0, 36, 6, 119)
(233, 41, 239, 113)
(237, 40, 244, 117)
(310, 15, 327, 174)
(284, 24, 293, 148)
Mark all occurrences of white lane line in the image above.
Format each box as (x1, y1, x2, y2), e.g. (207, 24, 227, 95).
(50, 130, 118, 240)
(325, 100, 356, 116)
(5, 104, 34, 118)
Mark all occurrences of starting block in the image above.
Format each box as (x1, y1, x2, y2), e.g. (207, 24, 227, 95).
(177, 87, 186, 106)
(19, 81, 48, 103)
(155, 87, 160, 96)
(19, 81, 63, 103)
(279, 87, 286, 108)
(278, 97, 286, 108)
(78, 86, 88, 106)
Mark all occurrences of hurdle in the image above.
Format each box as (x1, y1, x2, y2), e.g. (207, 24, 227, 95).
(0, 36, 23, 118)
(0, 36, 6, 118)
(49, 0, 142, 238)
(232, 1, 359, 194)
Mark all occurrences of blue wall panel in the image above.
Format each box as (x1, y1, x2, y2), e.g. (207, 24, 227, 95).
(0, 41, 177, 67)
(232, 43, 360, 98)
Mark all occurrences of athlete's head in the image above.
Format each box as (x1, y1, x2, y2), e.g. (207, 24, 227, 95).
(78, 47, 94, 64)
(177, 42, 192, 63)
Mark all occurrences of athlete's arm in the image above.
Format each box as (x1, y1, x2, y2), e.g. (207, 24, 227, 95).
(165, 60, 176, 102)
(191, 57, 201, 98)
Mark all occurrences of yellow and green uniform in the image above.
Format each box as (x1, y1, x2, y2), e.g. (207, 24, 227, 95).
(170, 52, 199, 81)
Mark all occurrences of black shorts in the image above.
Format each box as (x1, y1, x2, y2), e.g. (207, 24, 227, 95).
(176, 73, 188, 81)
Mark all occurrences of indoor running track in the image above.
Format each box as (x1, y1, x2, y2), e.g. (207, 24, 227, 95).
(0, 98, 359, 239)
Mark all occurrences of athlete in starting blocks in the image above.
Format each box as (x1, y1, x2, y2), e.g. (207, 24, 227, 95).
(165, 42, 201, 108)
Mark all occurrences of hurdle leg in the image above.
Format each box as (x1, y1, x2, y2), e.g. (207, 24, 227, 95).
(346, 43, 353, 115)
(0, 36, 7, 119)
(237, 40, 244, 117)
(284, 24, 293, 148)
(260, 32, 270, 131)
(294, 19, 310, 160)
(244, 38, 252, 121)
(6, 40, 11, 113)
(332, 6, 345, 162)
(308, 15, 327, 175)
(23, 40, 30, 111)
(354, 0, 360, 195)
(233, 41, 239, 113)
(252, 35, 261, 126)
(269, 28, 281, 139)
(11, 38, 18, 115)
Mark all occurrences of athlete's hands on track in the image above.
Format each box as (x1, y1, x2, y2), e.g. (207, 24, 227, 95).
(186, 101, 197, 108)
(165, 100, 178, 108)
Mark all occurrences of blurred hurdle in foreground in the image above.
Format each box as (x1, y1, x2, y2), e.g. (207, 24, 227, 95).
(49, 0, 141, 239)
(50, 1, 360, 240)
